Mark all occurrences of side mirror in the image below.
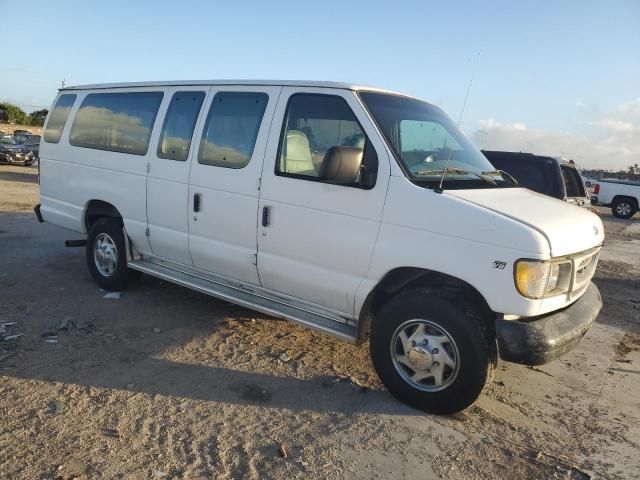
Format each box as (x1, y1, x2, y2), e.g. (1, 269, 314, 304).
(359, 141, 378, 189)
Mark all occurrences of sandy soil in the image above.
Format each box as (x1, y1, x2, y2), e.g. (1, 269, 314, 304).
(0, 124, 43, 136)
(1, 164, 639, 479)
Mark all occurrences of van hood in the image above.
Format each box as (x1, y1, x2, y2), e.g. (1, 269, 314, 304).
(446, 188, 604, 257)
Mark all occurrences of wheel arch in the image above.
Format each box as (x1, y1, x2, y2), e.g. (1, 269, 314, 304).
(356, 267, 494, 344)
(612, 195, 639, 208)
(84, 199, 123, 233)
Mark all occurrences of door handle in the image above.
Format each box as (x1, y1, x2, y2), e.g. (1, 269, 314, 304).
(262, 206, 270, 227)
(194, 193, 201, 212)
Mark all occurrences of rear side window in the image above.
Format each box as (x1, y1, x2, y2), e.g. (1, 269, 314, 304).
(277, 94, 366, 179)
(69, 92, 163, 155)
(485, 154, 564, 199)
(157, 91, 205, 161)
(198, 92, 268, 169)
(43, 94, 76, 143)
(561, 165, 586, 197)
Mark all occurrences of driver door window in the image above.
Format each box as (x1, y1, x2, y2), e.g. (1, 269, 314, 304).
(277, 94, 368, 184)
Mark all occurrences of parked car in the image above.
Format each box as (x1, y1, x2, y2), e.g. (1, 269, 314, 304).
(35, 80, 604, 414)
(593, 179, 640, 218)
(20, 134, 40, 163)
(482, 151, 593, 210)
(0, 134, 34, 165)
(13, 129, 32, 137)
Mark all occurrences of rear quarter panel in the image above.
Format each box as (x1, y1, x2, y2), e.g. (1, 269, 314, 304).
(39, 87, 166, 254)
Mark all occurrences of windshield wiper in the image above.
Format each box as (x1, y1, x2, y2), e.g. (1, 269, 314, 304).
(415, 167, 497, 186)
(481, 169, 519, 185)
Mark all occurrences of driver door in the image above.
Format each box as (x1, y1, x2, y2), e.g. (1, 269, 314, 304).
(257, 87, 390, 316)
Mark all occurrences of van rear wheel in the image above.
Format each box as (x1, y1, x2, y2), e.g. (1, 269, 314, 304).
(370, 289, 495, 414)
(86, 217, 140, 291)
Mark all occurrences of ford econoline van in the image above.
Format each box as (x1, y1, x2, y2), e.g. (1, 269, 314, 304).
(35, 80, 604, 414)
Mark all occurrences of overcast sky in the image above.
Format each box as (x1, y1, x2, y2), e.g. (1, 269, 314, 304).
(1, 0, 638, 170)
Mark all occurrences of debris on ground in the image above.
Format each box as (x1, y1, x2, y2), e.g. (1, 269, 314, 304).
(279, 353, 291, 362)
(527, 366, 554, 377)
(101, 427, 120, 438)
(44, 335, 59, 344)
(153, 328, 161, 333)
(56, 317, 99, 335)
(278, 444, 289, 459)
(1, 321, 22, 342)
(47, 400, 64, 415)
(103, 292, 121, 299)
(58, 316, 74, 330)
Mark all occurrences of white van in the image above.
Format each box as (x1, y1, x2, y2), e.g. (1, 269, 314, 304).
(36, 80, 604, 414)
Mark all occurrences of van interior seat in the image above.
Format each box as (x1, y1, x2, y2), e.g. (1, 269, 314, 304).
(282, 130, 315, 174)
(318, 146, 363, 184)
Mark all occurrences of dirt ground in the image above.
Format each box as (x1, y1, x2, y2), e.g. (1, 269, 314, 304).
(1, 163, 639, 480)
(0, 124, 43, 137)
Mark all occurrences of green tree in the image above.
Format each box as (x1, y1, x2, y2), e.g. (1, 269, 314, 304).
(28, 109, 49, 126)
(0, 102, 29, 125)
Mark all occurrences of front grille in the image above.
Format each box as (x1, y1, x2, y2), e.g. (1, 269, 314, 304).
(570, 249, 599, 299)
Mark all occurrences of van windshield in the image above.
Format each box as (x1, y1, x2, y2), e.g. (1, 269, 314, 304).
(359, 91, 512, 189)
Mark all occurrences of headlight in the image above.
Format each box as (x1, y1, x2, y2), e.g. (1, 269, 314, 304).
(514, 259, 572, 299)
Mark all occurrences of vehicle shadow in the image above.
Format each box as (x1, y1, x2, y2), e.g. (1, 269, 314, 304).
(0, 167, 38, 184)
(592, 276, 640, 335)
(0, 211, 418, 417)
(2, 346, 412, 416)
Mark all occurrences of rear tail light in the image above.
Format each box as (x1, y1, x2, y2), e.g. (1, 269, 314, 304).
(594, 183, 600, 194)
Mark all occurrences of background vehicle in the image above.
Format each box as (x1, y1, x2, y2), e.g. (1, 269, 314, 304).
(593, 179, 640, 218)
(483, 151, 592, 209)
(13, 129, 32, 137)
(35, 80, 604, 414)
(0, 134, 31, 165)
(19, 134, 40, 163)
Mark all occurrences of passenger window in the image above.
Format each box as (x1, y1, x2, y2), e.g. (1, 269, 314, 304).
(277, 94, 374, 187)
(562, 165, 586, 198)
(157, 91, 205, 161)
(69, 92, 164, 155)
(43, 94, 76, 143)
(198, 92, 268, 169)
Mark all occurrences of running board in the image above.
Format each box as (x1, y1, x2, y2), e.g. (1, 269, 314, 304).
(127, 259, 358, 343)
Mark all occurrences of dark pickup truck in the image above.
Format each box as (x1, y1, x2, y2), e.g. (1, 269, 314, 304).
(482, 151, 593, 210)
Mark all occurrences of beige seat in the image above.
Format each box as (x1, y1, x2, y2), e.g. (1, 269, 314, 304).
(282, 130, 315, 175)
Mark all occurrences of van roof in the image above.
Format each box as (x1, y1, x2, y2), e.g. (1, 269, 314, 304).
(61, 79, 404, 95)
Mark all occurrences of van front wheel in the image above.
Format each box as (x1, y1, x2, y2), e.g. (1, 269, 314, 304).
(370, 290, 495, 414)
(86, 217, 139, 291)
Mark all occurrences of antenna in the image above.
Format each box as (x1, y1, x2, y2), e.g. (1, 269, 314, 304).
(436, 51, 481, 193)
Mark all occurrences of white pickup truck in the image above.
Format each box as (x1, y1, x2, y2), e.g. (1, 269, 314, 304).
(593, 179, 640, 219)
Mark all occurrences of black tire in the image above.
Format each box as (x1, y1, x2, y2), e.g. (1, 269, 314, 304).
(370, 289, 495, 414)
(86, 217, 140, 291)
(612, 197, 638, 219)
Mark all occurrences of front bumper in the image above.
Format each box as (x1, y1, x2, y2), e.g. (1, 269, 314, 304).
(496, 282, 602, 365)
(0, 152, 25, 163)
